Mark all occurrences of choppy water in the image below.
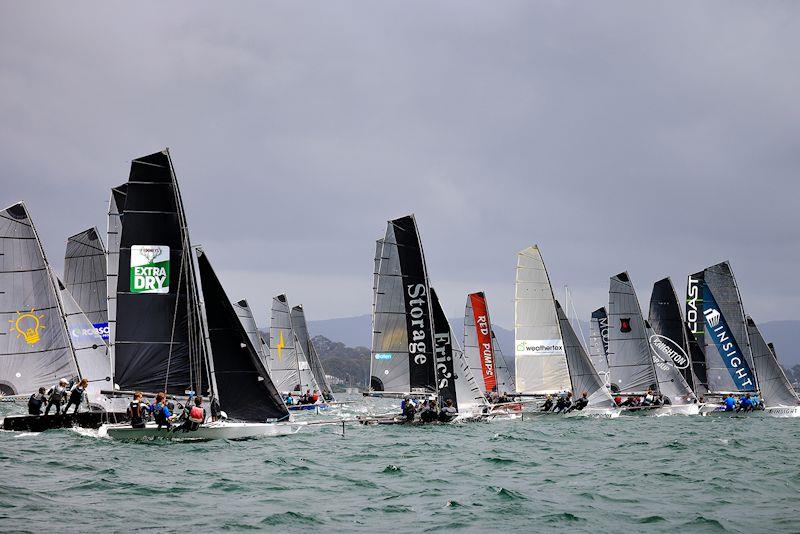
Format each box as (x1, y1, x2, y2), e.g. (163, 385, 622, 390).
(1, 395, 799, 533)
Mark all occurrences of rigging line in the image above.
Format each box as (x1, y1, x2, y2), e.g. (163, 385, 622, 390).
(165, 246, 186, 393)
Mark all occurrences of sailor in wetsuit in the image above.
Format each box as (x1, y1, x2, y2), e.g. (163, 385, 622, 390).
(438, 399, 457, 422)
(44, 378, 69, 416)
(177, 396, 206, 432)
(127, 391, 150, 428)
(553, 392, 573, 413)
(541, 395, 554, 412)
(28, 387, 47, 415)
(401, 396, 417, 422)
(565, 391, 589, 413)
(420, 399, 438, 423)
(152, 392, 173, 429)
(64, 378, 89, 414)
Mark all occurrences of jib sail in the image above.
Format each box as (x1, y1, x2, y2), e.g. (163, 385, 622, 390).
(291, 304, 335, 400)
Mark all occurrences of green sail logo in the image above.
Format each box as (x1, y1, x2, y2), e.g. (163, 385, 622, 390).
(130, 245, 170, 294)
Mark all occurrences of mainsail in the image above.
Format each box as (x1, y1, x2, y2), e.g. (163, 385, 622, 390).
(233, 299, 268, 366)
(430, 287, 459, 408)
(0, 202, 78, 395)
(268, 295, 317, 394)
(113, 150, 208, 396)
(648, 278, 702, 394)
(370, 215, 437, 394)
(747, 317, 799, 407)
(686, 262, 756, 394)
(64, 228, 108, 334)
(607, 272, 657, 394)
(463, 291, 515, 395)
(106, 183, 127, 377)
(196, 248, 288, 421)
(554, 300, 614, 407)
(514, 246, 569, 394)
(491, 330, 515, 394)
(290, 305, 335, 400)
(588, 307, 610, 381)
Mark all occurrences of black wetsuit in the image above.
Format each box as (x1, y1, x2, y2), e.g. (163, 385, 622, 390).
(28, 393, 46, 415)
(566, 397, 589, 413)
(64, 386, 85, 414)
(541, 399, 554, 412)
(554, 397, 571, 413)
(128, 401, 149, 429)
(402, 404, 416, 423)
(420, 408, 437, 423)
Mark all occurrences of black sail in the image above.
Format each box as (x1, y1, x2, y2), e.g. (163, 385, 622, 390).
(114, 150, 203, 396)
(196, 249, 288, 421)
(430, 287, 456, 408)
(648, 278, 696, 391)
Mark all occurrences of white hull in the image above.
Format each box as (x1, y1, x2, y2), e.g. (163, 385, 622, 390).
(622, 403, 700, 416)
(763, 405, 800, 418)
(564, 406, 620, 419)
(103, 421, 302, 441)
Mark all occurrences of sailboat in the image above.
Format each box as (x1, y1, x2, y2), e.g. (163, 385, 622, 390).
(64, 227, 109, 339)
(554, 301, 619, 418)
(514, 245, 616, 416)
(513, 246, 570, 396)
(608, 272, 698, 416)
(1, 202, 118, 431)
(588, 307, 610, 386)
(463, 292, 520, 413)
(100, 150, 298, 440)
(365, 215, 488, 422)
(648, 278, 706, 397)
(290, 305, 336, 402)
(268, 294, 326, 409)
(746, 317, 800, 417)
(685, 262, 759, 414)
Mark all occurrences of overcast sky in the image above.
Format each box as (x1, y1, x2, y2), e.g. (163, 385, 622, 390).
(2, 2, 798, 329)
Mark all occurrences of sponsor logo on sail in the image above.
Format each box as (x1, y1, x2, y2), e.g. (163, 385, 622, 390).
(704, 308, 721, 328)
(470, 293, 496, 391)
(686, 275, 702, 334)
(649, 334, 690, 370)
(515, 339, 564, 356)
(434, 331, 453, 389)
(406, 284, 429, 365)
(8, 309, 46, 345)
(619, 318, 632, 333)
(130, 245, 170, 294)
(70, 322, 110, 342)
(374, 353, 393, 360)
(276, 331, 285, 360)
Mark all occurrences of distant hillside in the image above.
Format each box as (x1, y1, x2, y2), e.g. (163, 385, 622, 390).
(312, 335, 369, 388)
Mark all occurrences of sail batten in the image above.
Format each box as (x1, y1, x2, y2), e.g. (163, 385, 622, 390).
(64, 227, 108, 329)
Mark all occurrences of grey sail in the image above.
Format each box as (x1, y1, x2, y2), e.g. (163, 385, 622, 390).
(514, 245, 570, 394)
(747, 317, 799, 407)
(233, 299, 268, 366)
(64, 228, 108, 331)
(55, 273, 112, 400)
(452, 335, 488, 413)
(106, 183, 127, 377)
(113, 150, 209, 396)
(370, 215, 437, 394)
(554, 300, 614, 407)
(588, 307, 610, 382)
(648, 319, 696, 404)
(0, 202, 78, 395)
(268, 294, 301, 393)
(687, 263, 757, 394)
(291, 305, 335, 400)
(491, 330, 515, 394)
(607, 272, 657, 394)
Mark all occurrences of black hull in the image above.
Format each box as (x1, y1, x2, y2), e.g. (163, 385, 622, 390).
(2, 412, 128, 432)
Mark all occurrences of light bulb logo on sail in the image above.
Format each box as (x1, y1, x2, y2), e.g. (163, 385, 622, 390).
(130, 245, 170, 294)
(648, 334, 690, 370)
(8, 309, 46, 345)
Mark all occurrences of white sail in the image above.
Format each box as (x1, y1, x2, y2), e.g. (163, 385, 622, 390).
(491, 330, 515, 394)
(514, 245, 569, 394)
(233, 299, 268, 366)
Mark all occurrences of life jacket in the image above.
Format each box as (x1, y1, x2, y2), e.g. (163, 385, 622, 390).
(188, 406, 204, 424)
(129, 401, 146, 426)
(28, 394, 44, 414)
(69, 387, 84, 403)
(153, 403, 168, 424)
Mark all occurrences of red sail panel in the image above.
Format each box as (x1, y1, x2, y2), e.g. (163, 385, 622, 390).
(470, 293, 496, 392)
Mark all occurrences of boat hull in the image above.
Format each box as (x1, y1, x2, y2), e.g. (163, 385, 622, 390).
(763, 405, 800, 418)
(2, 411, 128, 432)
(287, 403, 329, 412)
(104, 421, 302, 441)
(622, 403, 700, 416)
(564, 407, 620, 419)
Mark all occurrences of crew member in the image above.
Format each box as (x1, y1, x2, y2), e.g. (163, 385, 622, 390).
(402, 397, 417, 422)
(541, 394, 554, 412)
(438, 399, 457, 422)
(152, 392, 173, 429)
(44, 378, 69, 416)
(565, 391, 589, 413)
(64, 378, 89, 414)
(28, 387, 47, 415)
(179, 396, 206, 432)
(127, 391, 150, 429)
(723, 394, 737, 412)
(420, 399, 438, 423)
(554, 392, 572, 413)
(737, 393, 754, 412)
